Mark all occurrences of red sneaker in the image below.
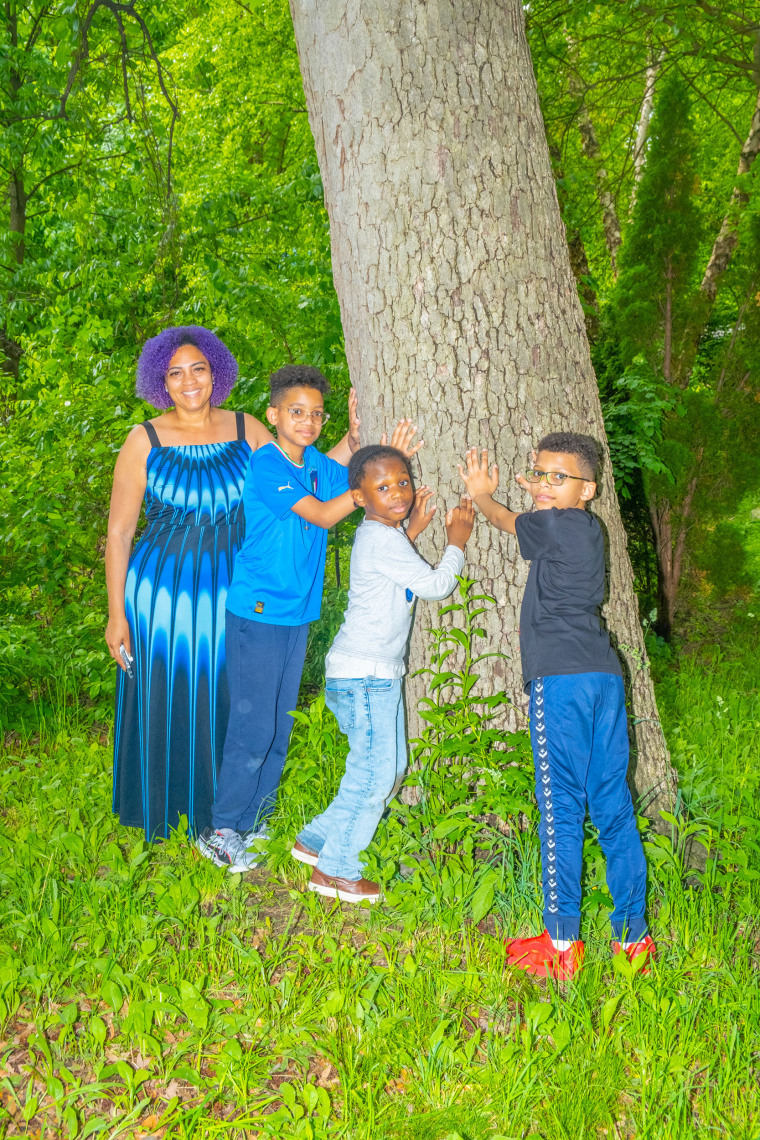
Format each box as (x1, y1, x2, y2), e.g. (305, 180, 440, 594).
(611, 934, 656, 973)
(505, 929, 584, 980)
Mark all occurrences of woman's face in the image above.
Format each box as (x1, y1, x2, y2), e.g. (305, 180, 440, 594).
(164, 344, 213, 411)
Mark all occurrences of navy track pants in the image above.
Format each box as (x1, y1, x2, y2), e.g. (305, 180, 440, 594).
(530, 673, 648, 943)
(212, 614, 309, 833)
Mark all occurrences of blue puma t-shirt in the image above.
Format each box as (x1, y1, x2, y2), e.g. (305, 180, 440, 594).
(226, 441, 349, 625)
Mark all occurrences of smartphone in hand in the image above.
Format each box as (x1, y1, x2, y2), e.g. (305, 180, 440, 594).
(119, 644, 134, 679)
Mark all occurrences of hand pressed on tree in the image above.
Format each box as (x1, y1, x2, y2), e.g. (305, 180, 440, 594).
(406, 485, 436, 542)
(382, 418, 424, 459)
(347, 387, 361, 454)
(457, 446, 521, 535)
(458, 446, 499, 499)
(445, 496, 475, 550)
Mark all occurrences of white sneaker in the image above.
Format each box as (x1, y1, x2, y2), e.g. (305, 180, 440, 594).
(238, 820, 270, 850)
(197, 827, 258, 872)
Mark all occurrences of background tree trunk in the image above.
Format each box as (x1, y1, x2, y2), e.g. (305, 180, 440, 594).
(289, 0, 676, 818)
(700, 85, 760, 300)
(629, 51, 661, 217)
(567, 45, 622, 277)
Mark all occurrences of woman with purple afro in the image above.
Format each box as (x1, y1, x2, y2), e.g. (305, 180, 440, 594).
(105, 325, 359, 842)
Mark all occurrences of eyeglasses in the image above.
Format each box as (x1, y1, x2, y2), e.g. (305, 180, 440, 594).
(285, 406, 330, 424)
(525, 468, 589, 486)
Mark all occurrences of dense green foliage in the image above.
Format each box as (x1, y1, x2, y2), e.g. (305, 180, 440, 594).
(2, 0, 760, 720)
(529, 0, 760, 628)
(0, 0, 353, 724)
(2, 2, 760, 1134)
(1, 605, 759, 1136)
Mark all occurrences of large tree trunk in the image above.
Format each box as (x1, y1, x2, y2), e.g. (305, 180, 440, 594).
(289, 0, 676, 818)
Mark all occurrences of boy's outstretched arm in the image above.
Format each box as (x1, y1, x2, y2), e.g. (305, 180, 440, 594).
(380, 497, 473, 603)
(291, 490, 357, 529)
(458, 447, 525, 535)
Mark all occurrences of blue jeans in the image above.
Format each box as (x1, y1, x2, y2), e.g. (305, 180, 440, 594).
(530, 673, 648, 943)
(298, 677, 406, 880)
(212, 613, 309, 833)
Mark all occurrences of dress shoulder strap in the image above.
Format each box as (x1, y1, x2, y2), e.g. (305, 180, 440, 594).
(235, 411, 245, 442)
(142, 420, 161, 448)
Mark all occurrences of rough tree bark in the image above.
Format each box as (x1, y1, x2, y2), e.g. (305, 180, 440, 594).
(289, 0, 676, 818)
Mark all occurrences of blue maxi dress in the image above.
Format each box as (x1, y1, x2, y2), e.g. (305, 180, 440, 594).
(112, 414, 251, 841)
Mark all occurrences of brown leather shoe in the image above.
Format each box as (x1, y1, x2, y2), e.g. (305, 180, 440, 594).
(290, 840, 319, 867)
(308, 867, 381, 904)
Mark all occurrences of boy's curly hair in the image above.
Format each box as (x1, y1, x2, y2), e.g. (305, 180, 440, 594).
(270, 365, 330, 405)
(536, 432, 601, 480)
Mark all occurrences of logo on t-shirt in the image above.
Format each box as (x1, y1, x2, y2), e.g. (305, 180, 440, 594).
(278, 483, 294, 492)
(254, 601, 265, 613)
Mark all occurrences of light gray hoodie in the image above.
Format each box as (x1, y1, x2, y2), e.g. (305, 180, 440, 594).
(325, 520, 464, 679)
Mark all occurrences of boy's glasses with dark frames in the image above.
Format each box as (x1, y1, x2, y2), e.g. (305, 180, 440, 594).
(525, 468, 589, 486)
(285, 407, 330, 424)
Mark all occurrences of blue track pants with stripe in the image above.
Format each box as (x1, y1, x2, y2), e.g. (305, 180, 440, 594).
(530, 673, 648, 943)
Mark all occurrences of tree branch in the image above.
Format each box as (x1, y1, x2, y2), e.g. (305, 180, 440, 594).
(629, 49, 662, 216)
(27, 160, 84, 201)
(677, 68, 746, 146)
(24, 3, 53, 53)
(114, 10, 133, 121)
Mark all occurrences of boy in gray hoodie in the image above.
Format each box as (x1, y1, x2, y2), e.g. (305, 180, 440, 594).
(291, 444, 474, 903)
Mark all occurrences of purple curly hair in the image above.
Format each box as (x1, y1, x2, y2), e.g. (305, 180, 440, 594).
(136, 325, 238, 410)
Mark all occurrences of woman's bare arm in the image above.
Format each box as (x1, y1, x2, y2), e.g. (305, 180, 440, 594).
(104, 427, 151, 668)
(243, 412, 273, 451)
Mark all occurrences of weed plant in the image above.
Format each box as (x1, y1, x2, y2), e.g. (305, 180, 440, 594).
(0, 601, 759, 1137)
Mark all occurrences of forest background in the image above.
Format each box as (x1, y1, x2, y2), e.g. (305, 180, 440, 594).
(2, 0, 760, 716)
(1, 1, 760, 1137)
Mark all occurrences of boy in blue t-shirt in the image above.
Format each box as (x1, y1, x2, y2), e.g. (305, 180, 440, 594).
(460, 433, 654, 978)
(198, 365, 418, 872)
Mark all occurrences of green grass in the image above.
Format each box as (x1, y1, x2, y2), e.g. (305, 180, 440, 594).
(1, 606, 759, 1138)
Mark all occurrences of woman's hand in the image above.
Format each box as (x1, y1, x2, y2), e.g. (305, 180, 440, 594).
(406, 485, 436, 542)
(105, 614, 132, 670)
(382, 418, 424, 459)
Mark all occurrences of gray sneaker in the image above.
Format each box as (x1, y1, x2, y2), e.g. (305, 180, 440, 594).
(197, 827, 258, 872)
(238, 820, 270, 849)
